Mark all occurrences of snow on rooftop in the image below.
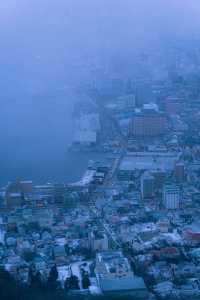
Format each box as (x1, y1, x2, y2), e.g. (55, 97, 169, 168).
(143, 102, 159, 112)
(76, 170, 96, 186)
(89, 285, 102, 295)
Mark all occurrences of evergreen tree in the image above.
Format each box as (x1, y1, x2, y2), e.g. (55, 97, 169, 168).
(64, 274, 80, 290)
(82, 273, 91, 289)
(47, 265, 58, 289)
(29, 267, 43, 290)
(70, 275, 80, 290)
(64, 277, 71, 292)
(0, 267, 21, 300)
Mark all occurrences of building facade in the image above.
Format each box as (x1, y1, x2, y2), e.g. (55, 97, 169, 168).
(163, 184, 181, 210)
(129, 111, 166, 137)
(141, 173, 154, 199)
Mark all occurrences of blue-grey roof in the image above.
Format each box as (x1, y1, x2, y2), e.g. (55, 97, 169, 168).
(119, 152, 179, 171)
(100, 276, 147, 292)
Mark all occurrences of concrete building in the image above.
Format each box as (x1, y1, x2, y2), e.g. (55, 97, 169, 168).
(19, 181, 33, 194)
(6, 192, 23, 208)
(54, 183, 66, 204)
(129, 109, 166, 137)
(118, 152, 179, 181)
(141, 172, 154, 199)
(151, 169, 166, 190)
(73, 113, 100, 146)
(90, 231, 109, 251)
(163, 184, 181, 210)
(164, 97, 184, 115)
(117, 94, 136, 109)
(174, 163, 185, 183)
(95, 251, 148, 298)
(135, 81, 154, 107)
(74, 130, 97, 146)
(5, 181, 24, 207)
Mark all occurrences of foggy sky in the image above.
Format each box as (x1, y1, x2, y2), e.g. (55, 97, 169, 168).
(0, 0, 200, 185)
(1, 0, 200, 91)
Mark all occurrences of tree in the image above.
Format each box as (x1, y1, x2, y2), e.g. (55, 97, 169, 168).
(0, 267, 22, 300)
(47, 265, 58, 289)
(82, 273, 90, 289)
(28, 267, 34, 284)
(64, 277, 71, 292)
(23, 250, 35, 262)
(64, 275, 79, 290)
(29, 267, 43, 290)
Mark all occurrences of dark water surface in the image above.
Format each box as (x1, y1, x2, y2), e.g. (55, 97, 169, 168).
(0, 90, 98, 186)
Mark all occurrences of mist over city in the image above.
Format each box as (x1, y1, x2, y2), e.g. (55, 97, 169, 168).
(1, 1, 200, 300)
(0, 0, 199, 185)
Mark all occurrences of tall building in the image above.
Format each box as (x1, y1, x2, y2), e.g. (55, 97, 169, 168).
(6, 192, 23, 208)
(73, 113, 100, 146)
(174, 163, 185, 183)
(164, 97, 184, 115)
(5, 180, 26, 207)
(90, 231, 109, 251)
(54, 183, 66, 204)
(151, 169, 166, 190)
(135, 81, 154, 107)
(129, 107, 166, 137)
(19, 181, 33, 194)
(117, 94, 136, 110)
(163, 184, 181, 210)
(141, 172, 154, 199)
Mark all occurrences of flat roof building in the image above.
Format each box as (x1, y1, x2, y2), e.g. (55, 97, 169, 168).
(95, 251, 148, 298)
(129, 109, 166, 137)
(119, 152, 179, 172)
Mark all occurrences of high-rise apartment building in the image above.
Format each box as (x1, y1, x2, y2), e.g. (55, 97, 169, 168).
(129, 110, 166, 137)
(174, 163, 185, 183)
(141, 172, 154, 199)
(163, 184, 181, 210)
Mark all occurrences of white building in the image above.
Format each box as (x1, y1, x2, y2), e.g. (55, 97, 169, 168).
(74, 130, 97, 145)
(90, 231, 109, 251)
(143, 102, 159, 112)
(73, 113, 100, 145)
(163, 184, 181, 210)
(117, 94, 136, 109)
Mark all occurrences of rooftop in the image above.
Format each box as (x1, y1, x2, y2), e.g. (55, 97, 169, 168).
(119, 152, 179, 171)
(100, 276, 147, 292)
